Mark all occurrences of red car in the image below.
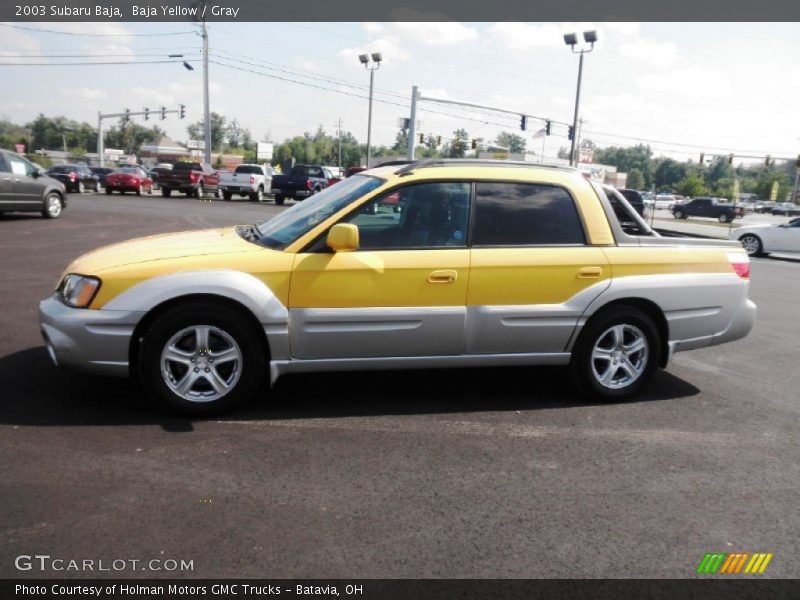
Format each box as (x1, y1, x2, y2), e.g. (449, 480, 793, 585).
(104, 166, 154, 196)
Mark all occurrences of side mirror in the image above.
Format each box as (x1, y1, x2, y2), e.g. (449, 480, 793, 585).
(327, 223, 359, 252)
(30, 169, 40, 178)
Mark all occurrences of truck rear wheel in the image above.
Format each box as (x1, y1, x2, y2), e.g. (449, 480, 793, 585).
(274, 194, 285, 206)
(571, 306, 661, 402)
(161, 188, 172, 198)
(223, 191, 233, 201)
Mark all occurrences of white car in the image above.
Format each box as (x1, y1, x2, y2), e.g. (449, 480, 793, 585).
(654, 194, 676, 210)
(733, 218, 800, 256)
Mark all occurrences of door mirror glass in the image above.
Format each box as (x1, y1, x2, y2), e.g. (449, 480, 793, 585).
(327, 223, 360, 252)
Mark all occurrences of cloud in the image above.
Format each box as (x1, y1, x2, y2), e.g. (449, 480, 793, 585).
(0, 24, 42, 63)
(64, 88, 108, 100)
(619, 38, 679, 68)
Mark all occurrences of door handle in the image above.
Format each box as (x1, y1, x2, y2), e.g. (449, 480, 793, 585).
(577, 266, 602, 279)
(428, 270, 457, 284)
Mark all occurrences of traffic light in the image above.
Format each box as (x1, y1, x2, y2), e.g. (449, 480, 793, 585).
(418, 133, 424, 144)
(160, 106, 167, 120)
(796, 155, 800, 168)
(765, 155, 772, 167)
(545, 120, 551, 136)
(143, 107, 149, 121)
(520, 115, 527, 131)
(699, 152, 704, 164)
(568, 125, 575, 141)
(123, 108, 130, 123)
(179, 104, 186, 119)
(727, 153, 734, 165)
(471, 139, 477, 150)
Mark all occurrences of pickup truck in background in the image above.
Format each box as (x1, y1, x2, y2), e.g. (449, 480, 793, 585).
(672, 197, 744, 223)
(269, 164, 333, 205)
(155, 161, 220, 198)
(218, 164, 274, 202)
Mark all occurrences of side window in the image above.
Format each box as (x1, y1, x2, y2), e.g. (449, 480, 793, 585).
(473, 182, 585, 246)
(6, 154, 37, 177)
(341, 182, 471, 250)
(0, 154, 8, 173)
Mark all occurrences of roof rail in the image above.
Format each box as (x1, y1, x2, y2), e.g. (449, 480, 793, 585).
(393, 158, 576, 176)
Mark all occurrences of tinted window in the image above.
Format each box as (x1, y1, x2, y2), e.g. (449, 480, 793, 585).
(343, 182, 471, 250)
(474, 183, 585, 246)
(173, 162, 202, 171)
(235, 165, 263, 174)
(7, 154, 38, 177)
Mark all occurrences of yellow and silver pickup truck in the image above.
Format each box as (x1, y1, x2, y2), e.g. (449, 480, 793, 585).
(39, 160, 756, 415)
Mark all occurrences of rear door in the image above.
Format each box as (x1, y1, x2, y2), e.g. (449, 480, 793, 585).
(0, 153, 15, 209)
(466, 181, 611, 355)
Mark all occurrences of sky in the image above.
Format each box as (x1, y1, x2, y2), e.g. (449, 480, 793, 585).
(0, 21, 798, 163)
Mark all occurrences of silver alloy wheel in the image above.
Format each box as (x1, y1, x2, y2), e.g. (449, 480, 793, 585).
(160, 325, 242, 403)
(46, 194, 62, 217)
(591, 324, 649, 390)
(740, 235, 760, 255)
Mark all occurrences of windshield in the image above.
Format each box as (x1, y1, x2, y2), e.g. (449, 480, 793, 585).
(256, 175, 384, 249)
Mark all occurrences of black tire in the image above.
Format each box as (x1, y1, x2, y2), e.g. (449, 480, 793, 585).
(135, 184, 142, 197)
(738, 234, 764, 257)
(138, 301, 266, 416)
(41, 192, 63, 219)
(223, 191, 233, 201)
(77, 181, 85, 194)
(105, 188, 112, 195)
(250, 187, 264, 202)
(275, 194, 285, 206)
(571, 306, 661, 402)
(673, 210, 684, 219)
(718, 213, 730, 223)
(195, 184, 204, 198)
(161, 188, 172, 198)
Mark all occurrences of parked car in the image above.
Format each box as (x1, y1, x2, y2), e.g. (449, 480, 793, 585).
(153, 161, 219, 198)
(617, 188, 645, 217)
(754, 201, 776, 214)
(90, 167, 114, 190)
(672, 197, 744, 223)
(39, 159, 755, 416)
(270, 164, 332, 205)
(770, 202, 800, 216)
(104, 166, 154, 196)
(0, 149, 66, 218)
(47, 164, 100, 193)
(733, 218, 800, 256)
(654, 194, 676, 210)
(218, 164, 273, 201)
(345, 166, 367, 178)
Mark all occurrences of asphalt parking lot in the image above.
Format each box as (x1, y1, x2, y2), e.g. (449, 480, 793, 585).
(0, 193, 798, 579)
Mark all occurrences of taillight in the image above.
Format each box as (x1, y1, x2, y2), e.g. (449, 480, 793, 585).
(306, 180, 313, 190)
(250, 175, 255, 185)
(190, 172, 200, 183)
(727, 252, 750, 279)
(69, 172, 77, 181)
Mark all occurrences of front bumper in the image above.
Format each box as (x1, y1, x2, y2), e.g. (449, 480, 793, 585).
(38, 295, 145, 377)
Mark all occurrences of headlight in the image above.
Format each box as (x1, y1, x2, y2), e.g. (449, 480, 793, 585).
(59, 274, 101, 308)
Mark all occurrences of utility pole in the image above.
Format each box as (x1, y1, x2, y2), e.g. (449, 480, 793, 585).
(97, 112, 104, 167)
(202, 19, 211, 165)
(407, 86, 418, 161)
(337, 117, 342, 170)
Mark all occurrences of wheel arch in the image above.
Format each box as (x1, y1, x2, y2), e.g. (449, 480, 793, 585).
(572, 297, 670, 368)
(129, 293, 272, 376)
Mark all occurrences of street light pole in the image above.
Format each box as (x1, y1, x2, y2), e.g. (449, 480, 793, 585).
(359, 53, 382, 167)
(202, 19, 212, 165)
(564, 31, 597, 167)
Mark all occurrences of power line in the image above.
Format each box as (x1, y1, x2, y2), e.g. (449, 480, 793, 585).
(0, 59, 199, 66)
(0, 23, 196, 37)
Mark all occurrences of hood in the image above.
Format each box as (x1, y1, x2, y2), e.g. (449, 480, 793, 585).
(65, 227, 259, 275)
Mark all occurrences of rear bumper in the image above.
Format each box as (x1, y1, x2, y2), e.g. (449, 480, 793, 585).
(38, 295, 144, 377)
(669, 294, 756, 356)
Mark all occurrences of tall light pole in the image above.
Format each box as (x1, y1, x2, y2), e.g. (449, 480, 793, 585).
(201, 20, 211, 165)
(564, 30, 597, 167)
(359, 52, 382, 167)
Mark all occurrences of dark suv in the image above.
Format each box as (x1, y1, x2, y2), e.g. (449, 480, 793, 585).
(47, 164, 100, 193)
(617, 189, 646, 217)
(0, 150, 67, 218)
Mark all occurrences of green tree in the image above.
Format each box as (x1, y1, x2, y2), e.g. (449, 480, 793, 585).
(626, 168, 645, 190)
(495, 131, 526, 154)
(186, 112, 227, 152)
(675, 172, 707, 197)
(593, 144, 654, 187)
(653, 158, 688, 190)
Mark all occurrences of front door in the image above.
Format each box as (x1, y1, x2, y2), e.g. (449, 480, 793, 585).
(4, 153, 43, 211)
(288, 181, 472, 359)
(466, 181, 611, 355)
